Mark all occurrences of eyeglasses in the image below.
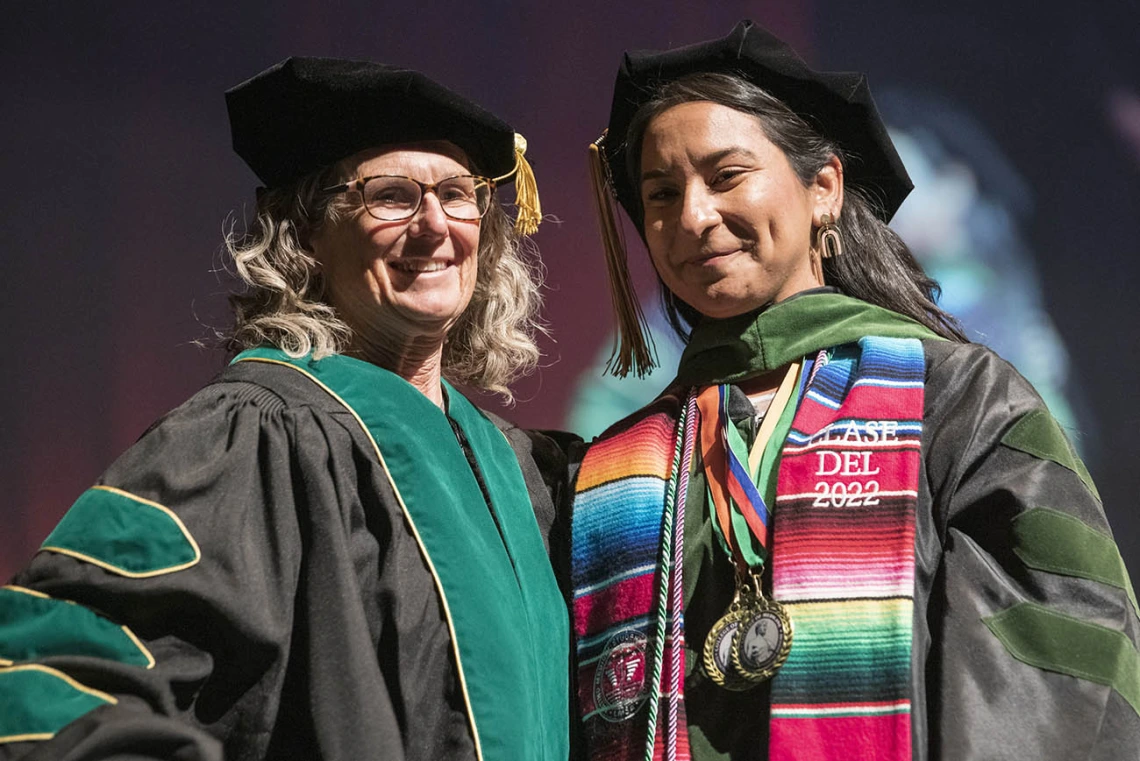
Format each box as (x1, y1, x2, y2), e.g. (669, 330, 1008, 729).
(322, 174, 495, 222)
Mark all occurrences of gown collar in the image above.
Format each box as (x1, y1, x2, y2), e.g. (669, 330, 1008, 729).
(676, 291, 939, 386)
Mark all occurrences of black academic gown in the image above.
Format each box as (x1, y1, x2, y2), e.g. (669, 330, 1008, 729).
(655, 339, 1140, 760)
(571, 290, 1140, 761)
(0, 354, 572, 761)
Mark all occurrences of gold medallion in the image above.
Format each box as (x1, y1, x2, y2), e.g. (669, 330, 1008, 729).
(702, 581, 758, 691)
(731, 593, 793, 683)
(703, 607, 753, 691)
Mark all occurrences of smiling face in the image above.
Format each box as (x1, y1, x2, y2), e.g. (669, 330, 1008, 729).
(310, 143, 481, 352)
(639, 101, 841, 320)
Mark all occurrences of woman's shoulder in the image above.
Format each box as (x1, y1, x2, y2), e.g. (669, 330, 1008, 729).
(146, 357, 367, 431)
(107, 360, 370, 483)
(922, 337, 1005, 365)
(916, 338, 1096, 500)
(920, 338, 1040, 408)
(206, 356, 353, 413)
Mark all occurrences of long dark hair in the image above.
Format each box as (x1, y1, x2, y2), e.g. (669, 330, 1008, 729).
(624, 72, 968, 343)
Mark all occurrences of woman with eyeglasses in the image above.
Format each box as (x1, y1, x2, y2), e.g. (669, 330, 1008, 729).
(0, 58, 568, 761)
(571, 21, 1139, 761)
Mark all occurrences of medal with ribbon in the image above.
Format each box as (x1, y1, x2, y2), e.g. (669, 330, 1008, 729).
(696, 362, 801, 690)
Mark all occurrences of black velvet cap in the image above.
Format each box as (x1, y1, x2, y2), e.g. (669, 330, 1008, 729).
(602, 20, 912, 223)
(226, 57, 519, 188)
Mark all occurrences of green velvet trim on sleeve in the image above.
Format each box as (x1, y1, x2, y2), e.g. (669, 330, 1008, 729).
(41, 486, 201, 578)
(0, 664, 116, 743)
(0, 586, 154, 669)
(983, 602, 1140, 718)
(1012, 508, 1139, 614)
(1001, 408, 1100, 500)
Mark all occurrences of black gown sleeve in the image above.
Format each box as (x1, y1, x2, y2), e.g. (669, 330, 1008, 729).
(919, 341, 1140, 760)
(0, 378, 393, 760)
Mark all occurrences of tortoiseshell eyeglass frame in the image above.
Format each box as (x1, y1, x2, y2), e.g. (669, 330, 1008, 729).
(320, 174, 497, 221)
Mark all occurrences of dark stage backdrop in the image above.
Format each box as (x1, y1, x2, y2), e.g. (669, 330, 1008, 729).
(3, 2, 1138, 582)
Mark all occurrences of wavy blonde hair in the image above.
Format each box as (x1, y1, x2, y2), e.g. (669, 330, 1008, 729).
(224, 161, 544, 401)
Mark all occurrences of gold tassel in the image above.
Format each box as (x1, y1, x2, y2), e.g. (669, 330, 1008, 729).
(511, 133, 542, 236)
(491, 133, 542, 235)
(587, 133, 656, 377)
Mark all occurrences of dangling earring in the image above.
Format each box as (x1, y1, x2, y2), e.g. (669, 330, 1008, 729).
(817, 213, 844, 258)
(809, 248, 826, 286)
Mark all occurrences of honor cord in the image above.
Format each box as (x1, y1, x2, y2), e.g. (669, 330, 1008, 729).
(642, 396, 689, 761)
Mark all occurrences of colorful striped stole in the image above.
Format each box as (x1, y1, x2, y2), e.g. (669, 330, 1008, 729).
(572, 336, 924, 761)
(573, 393, 688, 761)
(768, 336, 923, 761)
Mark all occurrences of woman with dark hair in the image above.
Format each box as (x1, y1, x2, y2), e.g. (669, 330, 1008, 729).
(572, 21, 1139, 761)
(0, 58, 568, 761)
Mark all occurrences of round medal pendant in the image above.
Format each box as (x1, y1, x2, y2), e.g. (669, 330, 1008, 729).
(731, 596, 793, 683)
(702, 608, 754, 691)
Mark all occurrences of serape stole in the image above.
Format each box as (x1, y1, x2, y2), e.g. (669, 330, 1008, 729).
(573, 392, 689, 761)
(768, 336, 924, 761)
(571, 336, 925, 761)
